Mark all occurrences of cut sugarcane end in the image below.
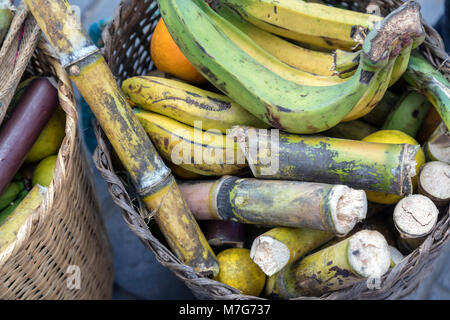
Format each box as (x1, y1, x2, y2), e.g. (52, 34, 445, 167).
(393, 195, 439, 238)
(389, 246, 404, 267)
(250, 236, 290, 277)
(419, 161, 450, 203)
(348, 230, 391, 278)
(330, 186, 367, 236)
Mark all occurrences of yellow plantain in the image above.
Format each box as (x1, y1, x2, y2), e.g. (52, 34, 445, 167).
(122, 76, 269, 133)
(134, 109, 248, 176)
(219, 0, 383, 51)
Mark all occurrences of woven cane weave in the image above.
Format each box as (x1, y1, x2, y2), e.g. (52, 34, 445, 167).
(95, 0, 449, 300)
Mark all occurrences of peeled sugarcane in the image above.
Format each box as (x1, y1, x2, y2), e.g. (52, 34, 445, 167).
(231, 126, 418, 196)
(265, 230, 391, 298)
(393, 194, 439, 251)
(424, 122, 450, 164)
(382, 91, 431, 138)
(322, 120, 378, 140)
(418, 161, 450, 207)
(179, 176, 367, 236)
(0, 185, 46, 255)
(404, 51, 450, 131)
(0, 78, 58, 196)
(250, 227, 335, 276)
(24, 0, 218, 276)
(361, 91, 400, 127)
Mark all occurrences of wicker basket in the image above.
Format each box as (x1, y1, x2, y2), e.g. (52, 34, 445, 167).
(0, 4, 114, 300)
(95, 0, 449, 300)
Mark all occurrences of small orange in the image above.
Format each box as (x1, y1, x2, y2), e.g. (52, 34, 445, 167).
(150, 18, 206, 84)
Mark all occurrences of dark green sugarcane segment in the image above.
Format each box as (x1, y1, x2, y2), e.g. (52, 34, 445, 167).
(382, 91, 431, 137)
(323, 120, 378, 140)
(0, 190, 28, 226)
(404, 51, 450, 131)
(231, 126, 418, 195)
(209, 176, 367, 236)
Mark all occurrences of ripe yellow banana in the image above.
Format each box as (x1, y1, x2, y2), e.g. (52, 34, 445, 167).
(213, 3, 339, 77)
(134, 109, 248, 176)
(122, 76, 269, 133)
(218, 0, 383, 51)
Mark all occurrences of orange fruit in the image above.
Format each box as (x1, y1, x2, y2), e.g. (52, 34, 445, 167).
(150, 18, 206, 84)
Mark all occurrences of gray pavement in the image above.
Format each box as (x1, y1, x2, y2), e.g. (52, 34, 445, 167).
(66, 0, 450, 300)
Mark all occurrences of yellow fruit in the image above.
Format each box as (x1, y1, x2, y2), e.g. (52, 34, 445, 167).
(32, 155, 58, 187)
(362, 130, 426, 204)
(151, 18, 206, 84)
(25, 108, 65, 163)
(214, 248, 266, 296)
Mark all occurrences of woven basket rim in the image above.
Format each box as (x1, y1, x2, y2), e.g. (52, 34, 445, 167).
(95, 0, 450, 300)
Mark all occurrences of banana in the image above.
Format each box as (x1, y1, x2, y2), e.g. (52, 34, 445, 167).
(212, 3, 338, 77)
(203, 3, 346, 86)
(159, 0, 423, 134)
(404, 51, 450, 131)
(218, 0, 383, 51)
(215, 3, 410, 88)
(134, 109, 248, 176)
(342, 57, 396, 121)
(122, 76, 269, 133)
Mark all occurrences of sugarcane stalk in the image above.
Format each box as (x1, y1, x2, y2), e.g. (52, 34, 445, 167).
(361, 91, 400, 127)
(0, 190, 28, 226)
(382, 91, 431, 138)
(265, 230, 391, 298)
(418, 161, 450, 207)
(403, 51, 450, 131)
(179, 176, 367, 236)
(203, 220, 246, 248)
(425, 122, 449, 164)
(0, 185, 46, 255)
(250, 227, 335, 276)
(393, 194, 439, 250)
(231, 126, 418, 196)
(24, 0, 218, 276)
(322, 120, 378, 140)
(0, 78, 58, 196)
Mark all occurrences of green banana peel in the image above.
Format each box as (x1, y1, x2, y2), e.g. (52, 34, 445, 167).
(160, 0, 424, 134)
